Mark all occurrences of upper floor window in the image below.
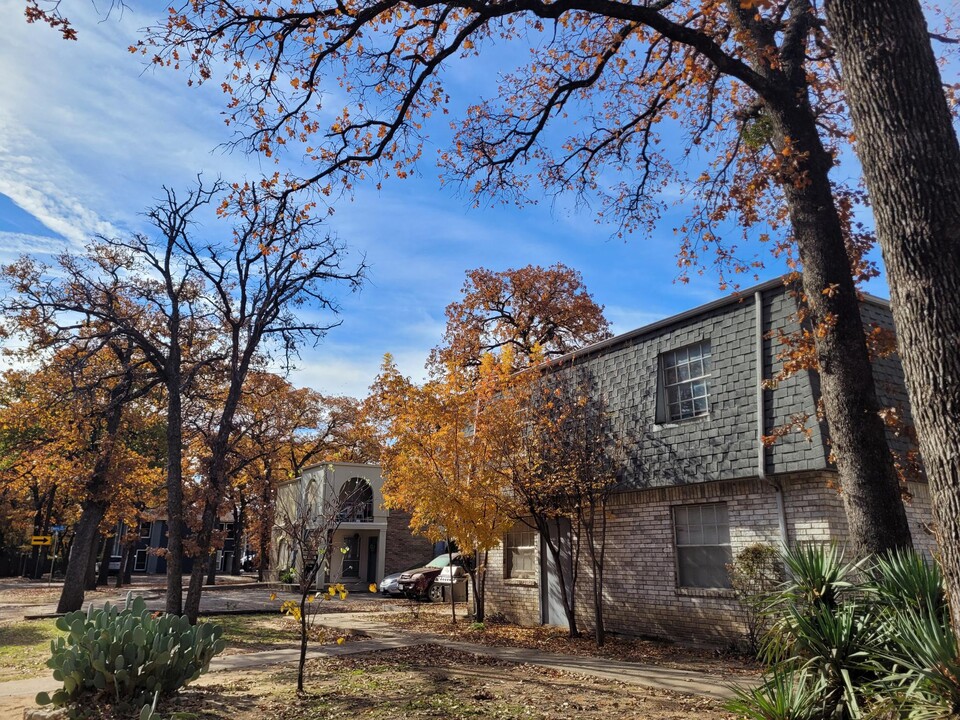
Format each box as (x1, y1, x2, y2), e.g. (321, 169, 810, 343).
(339, 478, 374, 522)
(661, 341, 711, 421)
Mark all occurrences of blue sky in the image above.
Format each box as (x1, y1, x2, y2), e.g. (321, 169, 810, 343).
(0, 1, 900, 398)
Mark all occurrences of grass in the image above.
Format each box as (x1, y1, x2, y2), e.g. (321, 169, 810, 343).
(0, 613, 299, 683)
(0, 619, 65, 682)
(202, 614, 299, 652)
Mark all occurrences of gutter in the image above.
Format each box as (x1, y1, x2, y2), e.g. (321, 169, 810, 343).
(755, 289, 790, 550)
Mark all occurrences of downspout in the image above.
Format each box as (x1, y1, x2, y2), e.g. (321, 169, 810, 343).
(756, 289, 790, 549)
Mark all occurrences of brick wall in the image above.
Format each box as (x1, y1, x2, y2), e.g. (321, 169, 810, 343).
(384, 509, 434, 574)
(485, 472, 935, 646)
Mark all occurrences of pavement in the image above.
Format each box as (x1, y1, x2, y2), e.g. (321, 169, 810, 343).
(0, 595, 746, 717)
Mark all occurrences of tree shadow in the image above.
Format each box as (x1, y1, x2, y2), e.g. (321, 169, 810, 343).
(0, 622, 54, 648)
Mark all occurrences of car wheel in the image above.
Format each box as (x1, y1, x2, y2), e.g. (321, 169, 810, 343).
(427, 582, 444, 602)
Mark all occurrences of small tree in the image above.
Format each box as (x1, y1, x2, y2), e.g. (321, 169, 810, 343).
(552, 371, 621, 647)
(727, 543, 783, 654)
(272, 470, 366, 694)
(370, 354, 513, 623)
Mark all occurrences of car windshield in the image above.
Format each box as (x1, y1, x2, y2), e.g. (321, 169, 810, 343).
(426, 555, 453, 568)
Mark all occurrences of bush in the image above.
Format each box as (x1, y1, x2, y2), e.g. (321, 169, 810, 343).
(36, 593, 225, 718)
(278, 567, 297, 584)
(728, 545, 960, 720)
(728, 543, 783, 654)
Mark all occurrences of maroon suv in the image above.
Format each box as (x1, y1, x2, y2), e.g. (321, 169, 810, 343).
(397, 553, 465, 601)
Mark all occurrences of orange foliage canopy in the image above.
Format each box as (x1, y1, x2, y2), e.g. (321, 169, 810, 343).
(432, 264, 611, 372)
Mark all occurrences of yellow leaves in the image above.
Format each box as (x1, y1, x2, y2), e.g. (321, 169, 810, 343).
(336, 637, 345, 645)
(368, 583, 378, 593)
(279, 599, 302, 621)
(269, 592, 277, 600)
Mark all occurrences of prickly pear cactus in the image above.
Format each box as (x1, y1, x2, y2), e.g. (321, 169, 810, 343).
(35, 593, 225, 717)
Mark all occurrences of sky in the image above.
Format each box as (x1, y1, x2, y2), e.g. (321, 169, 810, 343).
(0, 1, 898, 399)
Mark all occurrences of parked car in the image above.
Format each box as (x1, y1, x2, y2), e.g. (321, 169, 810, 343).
(241, 551, 257, 573)
(378, 570, 406, 597)
(379, 557, 435, 597)
(397, 553, 469, 601)
(95, 556, 122, 575)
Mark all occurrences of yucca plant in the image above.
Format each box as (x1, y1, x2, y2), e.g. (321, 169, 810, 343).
(727, 667, 821, 720)
(777, 543, 859, 611)
(875, 600, 960, 719)
(761, 544, 861, 667)
(868, 551, 945, 620)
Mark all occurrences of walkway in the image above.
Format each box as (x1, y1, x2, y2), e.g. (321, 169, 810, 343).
(0, 610, 746, 717)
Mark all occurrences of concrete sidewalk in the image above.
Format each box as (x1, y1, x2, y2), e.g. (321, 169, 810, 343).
(0, 609, 745, 714)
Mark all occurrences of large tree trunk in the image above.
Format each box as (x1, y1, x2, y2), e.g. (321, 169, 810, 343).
(184, 360, 250, 622)
(824, 0, 960, 635)
(165, 381, 186, 615)
(760, 82, 913, 558)
(57, 501, 107, 612)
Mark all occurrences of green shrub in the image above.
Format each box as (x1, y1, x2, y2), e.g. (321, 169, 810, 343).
(278, 567, 296, 584)
(36, 593, 225, 718)
(729, 546, 959, 720)
(728, 543, 783, 654)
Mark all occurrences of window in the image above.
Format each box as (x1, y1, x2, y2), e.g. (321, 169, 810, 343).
(504, 525, 536, 580)
(134, 548, 148, 572)
(673, 503, 732, 589)
(661, 341, 711, 421)
(339, 478, 374, 522)
(139, 522, 152, 541)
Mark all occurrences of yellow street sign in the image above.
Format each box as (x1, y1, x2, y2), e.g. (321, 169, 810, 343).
(31, 535, 52, 546)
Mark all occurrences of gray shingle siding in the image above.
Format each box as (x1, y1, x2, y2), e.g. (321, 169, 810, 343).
(551, 280, 909, 490)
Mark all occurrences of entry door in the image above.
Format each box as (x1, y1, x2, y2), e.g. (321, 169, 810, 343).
(366, 536, 378, 583)
(342, 536, 360, 579)
(540, 519, 573, 627)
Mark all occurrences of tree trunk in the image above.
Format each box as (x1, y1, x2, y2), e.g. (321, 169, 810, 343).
(115, 541, 131, 589)
(206, 552, 218, 587)
(762, 92, 913, 557)
(83, 533, 99, 591)
(96, 534, 111, 587)
(32, 486, 57, 580)
(230, 502, 245, 576)
(824, 0, 960, 636)
(537, 516, 580, 638)
(184, 361, 249, 621)
(258, 522, 270, 582)
(57, 500, 107, 612)
(122, 541, 134, 585)
(165, 381, 186, 615)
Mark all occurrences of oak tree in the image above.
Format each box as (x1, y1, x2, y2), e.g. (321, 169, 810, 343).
(432, 264, 611, 371)
(144, 0, 943, 555)
(823, 0, 960, 640)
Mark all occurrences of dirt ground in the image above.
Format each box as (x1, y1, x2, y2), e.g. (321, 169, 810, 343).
(376, 606, 760, 676)
(162, 645, 739, 720)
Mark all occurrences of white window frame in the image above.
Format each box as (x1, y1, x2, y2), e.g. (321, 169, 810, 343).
(134, 548, 148, 572)
(504, 525, 536, 580)
(672, 502, 732, 589)
(660, 341, 712, 422)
